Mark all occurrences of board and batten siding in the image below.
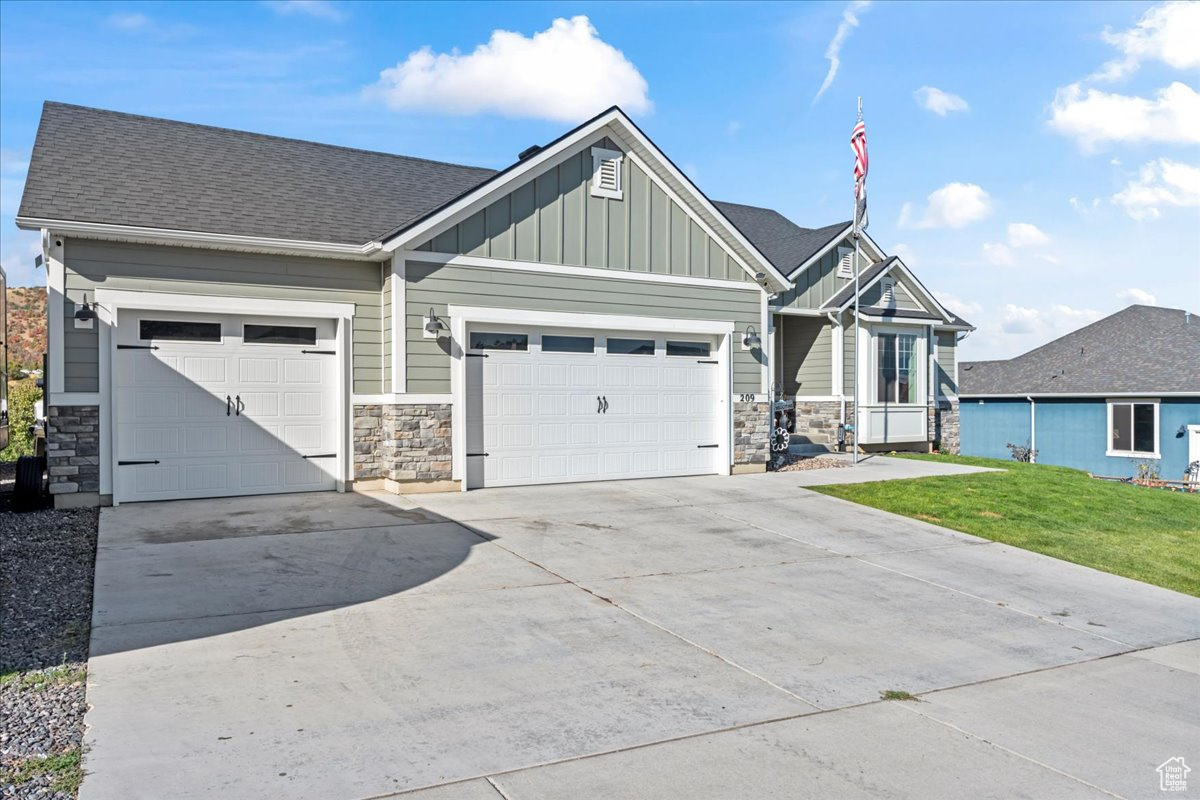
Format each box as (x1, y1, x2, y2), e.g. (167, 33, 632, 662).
(775, 316, 833, 396)
(382, 267, 392, 390)
(936, 332, 957, 397)
(859, 274, 922, 311)
(61, 239, 384, 394)
(775, 243, 849, 311)
(404, 260, 763, 394)
(414, 138, 750, 283)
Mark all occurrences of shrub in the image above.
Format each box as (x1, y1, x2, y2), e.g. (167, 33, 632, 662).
(1005, 442, 1037, 463)
(1, 377, 42, 461)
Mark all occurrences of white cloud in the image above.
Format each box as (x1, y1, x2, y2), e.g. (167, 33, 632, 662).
(812, 1, 871, 104)
(1000, 303, 1102, 335)
(263, 1, 343, 21)
(1069, 196, 1102, 215)
(1117, 287, 1158, 305)
(982, 242, 1014, 266)
(1035, 253, 1062, 265)
(890, 242, 917, 266)
(366, 16, 651, 123)
(0, 231, 44, 289)
(108, 12, 151, 30)
(913, 86, 969, 116)
(1006, 222, 1050, 248)
(1093, 1, 1200, 81)
(1111, 157, 1200, 220)
(938, 293, 982, 320)
(1049, 81, 1200, 151)
(899, 182, 992, 229)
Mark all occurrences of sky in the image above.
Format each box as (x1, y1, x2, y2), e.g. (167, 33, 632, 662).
(1, 0, 1197, 361)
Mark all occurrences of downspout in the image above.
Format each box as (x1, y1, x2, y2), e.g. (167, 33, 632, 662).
(1027, 395, 1037, 463)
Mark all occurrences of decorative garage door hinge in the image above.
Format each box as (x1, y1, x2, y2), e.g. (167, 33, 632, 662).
(300, 350, 336, 355)
(697, 360, 718, 364)
(466, 452, 489, 457)
(465, 353, 488, 358)
(301, 453, 336, 459)
(697, 444, 719, 449)
(118, 460, 161, 465)
(116, 344, 159, 350)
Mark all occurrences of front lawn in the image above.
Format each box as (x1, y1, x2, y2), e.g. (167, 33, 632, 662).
(810, 454, 1200, 597)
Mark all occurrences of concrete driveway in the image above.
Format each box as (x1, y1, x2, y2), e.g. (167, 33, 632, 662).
(83, 462, 1200, 800)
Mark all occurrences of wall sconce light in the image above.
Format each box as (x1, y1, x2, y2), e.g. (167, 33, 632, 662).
(74, 297, 97, 329)
(742, 324, 761, 350)
(423, 307, 446, 339)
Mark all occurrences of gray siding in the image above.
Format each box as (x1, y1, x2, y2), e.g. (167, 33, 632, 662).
(775, 238, 851, 310)
(415, 138, 749, 283)
(405, 261, 763, 394)
(842, 313, 857, 396)
(775, 316, 832, 396)
(937, 332, 957, 397)
(62, 240, 383, 393)
(859, 273, 922, 311)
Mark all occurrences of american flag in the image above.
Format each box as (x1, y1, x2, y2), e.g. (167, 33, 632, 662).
(851, 115, 868, 231)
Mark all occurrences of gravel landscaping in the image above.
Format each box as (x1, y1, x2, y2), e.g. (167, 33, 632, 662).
(773, 454, 851, 472)
(1, 467, 98, 800)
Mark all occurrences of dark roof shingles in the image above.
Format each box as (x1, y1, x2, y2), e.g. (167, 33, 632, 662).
(18, 102, 497, 245)
(713, 201, 848, 274)
(959, 305, 1200, 395)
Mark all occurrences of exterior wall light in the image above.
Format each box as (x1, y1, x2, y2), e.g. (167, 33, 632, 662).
(742, 325, 761, 350)
(423, 308, 447, 339)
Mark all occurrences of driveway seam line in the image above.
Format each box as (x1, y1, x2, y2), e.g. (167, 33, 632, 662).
(462, 529, 826, 710)
(893, 703, 1129, 799)
(95, 518, 462, 548)
(483, 776, 513, 799)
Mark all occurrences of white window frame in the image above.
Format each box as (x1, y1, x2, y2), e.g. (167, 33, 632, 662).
(866, 325, 926, 407)
(1106, 398, 1160, 459)
(590, 146, 623, 200)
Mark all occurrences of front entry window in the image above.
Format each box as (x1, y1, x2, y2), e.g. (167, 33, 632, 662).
(877, 332, 918, 404)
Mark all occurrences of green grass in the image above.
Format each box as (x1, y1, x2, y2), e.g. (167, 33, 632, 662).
(0, 665, 88, 689)
(879, 689, 919, 701)
(811, 454, 1200, 597)
(0, 747, 84, 793)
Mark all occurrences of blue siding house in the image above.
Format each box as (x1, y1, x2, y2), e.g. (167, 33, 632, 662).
(959, 305, 1200, 481)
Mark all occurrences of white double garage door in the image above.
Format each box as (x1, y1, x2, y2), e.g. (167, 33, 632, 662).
(115, 310, 340, 503)
(464, 326, 725, 488)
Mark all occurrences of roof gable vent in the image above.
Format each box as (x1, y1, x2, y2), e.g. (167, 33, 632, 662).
(590, 146, 623, 200)
(836, 246, 853, 278)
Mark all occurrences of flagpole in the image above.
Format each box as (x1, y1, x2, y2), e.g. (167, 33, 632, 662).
(852, 97, 862, 465)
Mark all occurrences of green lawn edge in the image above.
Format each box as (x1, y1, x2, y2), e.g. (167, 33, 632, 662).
(809, 453, 1200, 597)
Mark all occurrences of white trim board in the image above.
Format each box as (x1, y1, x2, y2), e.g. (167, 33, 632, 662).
(351, 393, 452, 405)
(44, 231, 65, 395)
(787, 224, 886, 281)
(447, 305, 736, 335)
(18, 217, 385, 261)
(410, 251, 762, 292)
(1105, 398, 1161, 459)
(93, 289, 355, 319)
(963, 392, 1199, 399)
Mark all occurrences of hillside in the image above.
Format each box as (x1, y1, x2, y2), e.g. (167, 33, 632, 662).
(6, 286, 47, 371)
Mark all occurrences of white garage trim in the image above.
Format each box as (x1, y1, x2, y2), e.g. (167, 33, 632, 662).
(94, 289, 354, 505)
(448, 305, 734, 490)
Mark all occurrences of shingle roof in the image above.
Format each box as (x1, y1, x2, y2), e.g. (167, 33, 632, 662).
(16, 102, 861, 276)
(960, 305, 1200, 395)
(713, 201, 848, 275)
(18, 102, 498, 244)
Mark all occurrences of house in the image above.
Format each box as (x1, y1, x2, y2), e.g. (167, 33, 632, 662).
(959, 305, 1200, 480)
(17, 101, 969, 508)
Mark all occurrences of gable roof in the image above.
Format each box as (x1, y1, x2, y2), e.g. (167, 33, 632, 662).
(18, 102, 496, 246)
(960, 305, 1200, 396)
(823, 257, 897, 310)
(712, 203, 849, 276)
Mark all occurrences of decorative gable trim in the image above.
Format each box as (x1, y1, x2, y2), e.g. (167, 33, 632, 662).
(828, 258, 954, 323)
(787, 225, 886, 280)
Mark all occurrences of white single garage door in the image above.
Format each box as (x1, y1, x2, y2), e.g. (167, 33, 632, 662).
(465, 327, 722, 488)
(114, 310, 340, 503)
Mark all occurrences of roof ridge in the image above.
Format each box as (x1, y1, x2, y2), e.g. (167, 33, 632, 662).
(42, 100, 499, 176)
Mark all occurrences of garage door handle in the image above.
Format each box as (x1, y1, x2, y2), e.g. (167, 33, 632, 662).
(235, 395, 243, 416)
(597, 396, 603, 413)
(602, 396, 609, 413)
(226, 395, 232, 416)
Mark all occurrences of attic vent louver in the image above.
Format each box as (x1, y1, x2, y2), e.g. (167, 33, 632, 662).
(518, 144, 542, 161)
(590, 146, 623, 200)
(836, 246, 853, 278)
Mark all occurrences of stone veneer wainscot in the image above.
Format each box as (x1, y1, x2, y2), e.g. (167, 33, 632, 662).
(46, 405, 101, 504)
(353, 403, 453, 486)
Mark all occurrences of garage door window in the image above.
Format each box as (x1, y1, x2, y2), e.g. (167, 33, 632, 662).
(139, 320, 221, 342)
(606, 338, 655, 355)
(542, 335, 594, 353)
(470, 332, 528, 351)
(243, 324, 317, 346)
(666, 341, 711, 357)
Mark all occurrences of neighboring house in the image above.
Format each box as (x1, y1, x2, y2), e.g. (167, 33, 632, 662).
(17, 101, 970, 508)
(959, 305, 1200, 480)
